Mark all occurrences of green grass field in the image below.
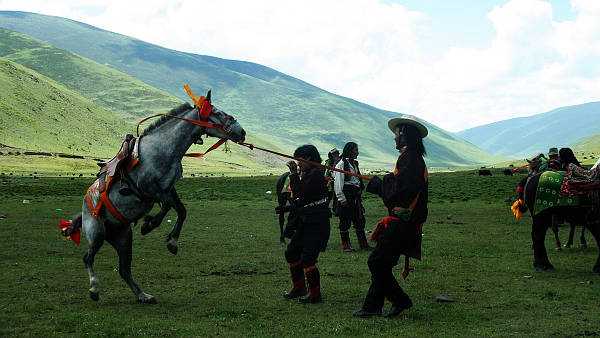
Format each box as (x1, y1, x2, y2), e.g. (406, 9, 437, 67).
(1, 171, 599, 336)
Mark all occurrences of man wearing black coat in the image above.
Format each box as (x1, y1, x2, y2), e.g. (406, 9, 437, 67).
(283, 145, 331, 304)
(353, 115, 429, 318)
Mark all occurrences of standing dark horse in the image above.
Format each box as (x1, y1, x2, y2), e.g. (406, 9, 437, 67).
(525, 155, 587, 250)
(516, 156, 600, 273)
(69, 91, 246, 303)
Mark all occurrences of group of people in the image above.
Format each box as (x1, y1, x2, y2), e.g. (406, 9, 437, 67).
(280, 115, 430, 318)
(536, 147, 599, 179)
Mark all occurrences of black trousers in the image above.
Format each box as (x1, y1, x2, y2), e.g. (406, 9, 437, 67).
(361, 218, 416, 311)
(285, 220, 330, 267)
(338, 185, 365, 232)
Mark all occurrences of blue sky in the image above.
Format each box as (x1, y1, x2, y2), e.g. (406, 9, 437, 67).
(0, 0, 598, 131)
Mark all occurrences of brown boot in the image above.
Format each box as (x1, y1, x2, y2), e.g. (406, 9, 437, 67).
(283, 260, 307, 299)
(356, 230, 372, 250)
(340, 230, 354, 252)
(299, 265, 322, 304)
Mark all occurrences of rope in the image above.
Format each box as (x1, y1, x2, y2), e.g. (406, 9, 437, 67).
(237, 142, 372, 181)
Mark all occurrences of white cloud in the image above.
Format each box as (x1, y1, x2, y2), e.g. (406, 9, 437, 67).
(1, 0, 599, 131)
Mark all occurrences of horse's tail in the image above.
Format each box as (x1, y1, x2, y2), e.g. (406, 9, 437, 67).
(59, 213, 82, 244)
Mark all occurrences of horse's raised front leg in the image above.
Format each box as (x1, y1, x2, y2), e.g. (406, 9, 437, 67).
(106, 223, 156, 303)
(141, 203, 172, 236)
(165, 188, 186, 255)
(82, 212, 105, 301)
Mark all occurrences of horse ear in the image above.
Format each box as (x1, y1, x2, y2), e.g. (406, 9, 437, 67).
(527, 159, 532, 164)
(206, 90, 211, 103)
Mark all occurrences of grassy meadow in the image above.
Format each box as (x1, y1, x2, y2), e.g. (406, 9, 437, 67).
(1, 169, 599, 336)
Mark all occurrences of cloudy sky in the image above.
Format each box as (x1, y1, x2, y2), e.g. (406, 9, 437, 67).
(1, 0, 599, 131)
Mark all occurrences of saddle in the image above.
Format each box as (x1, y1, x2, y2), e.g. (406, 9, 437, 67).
(97, 134, 136, 178)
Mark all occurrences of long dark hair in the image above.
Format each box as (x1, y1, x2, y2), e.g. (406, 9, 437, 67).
(559, 147, 580, 167)
(398, 124, 426, 157)
(293, 144, 322, 163)
(342, 142, 358, 159)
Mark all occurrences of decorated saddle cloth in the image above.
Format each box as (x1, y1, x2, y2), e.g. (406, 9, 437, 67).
(85, 141, 140, 223)
(533, 171, 579, 215)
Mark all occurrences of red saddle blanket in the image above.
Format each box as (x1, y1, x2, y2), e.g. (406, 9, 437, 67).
(560, 177, 600, 197)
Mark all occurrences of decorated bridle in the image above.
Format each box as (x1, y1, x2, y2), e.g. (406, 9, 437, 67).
(136, 85, 235, 157)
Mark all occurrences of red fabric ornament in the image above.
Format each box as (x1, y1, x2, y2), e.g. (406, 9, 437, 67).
(199, 100, 213, 120)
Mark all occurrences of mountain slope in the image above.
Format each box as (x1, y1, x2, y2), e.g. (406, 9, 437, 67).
(0, 57, 131, 156)
(0, 11, 505, 168)
(0, 27, 183, 122)
(457, 102, 600, 158)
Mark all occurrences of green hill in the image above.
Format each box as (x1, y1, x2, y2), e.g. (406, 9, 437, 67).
(456, 102, 600, 158)
(0, 27, 182, 122)
(0, 11, 505, 168)
(0, 55, 286, 174)
(0, 57, 131, 156)
(572, 132, 600, 166)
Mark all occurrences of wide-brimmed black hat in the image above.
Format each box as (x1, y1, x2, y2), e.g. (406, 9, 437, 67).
(388, 114, 428, 138)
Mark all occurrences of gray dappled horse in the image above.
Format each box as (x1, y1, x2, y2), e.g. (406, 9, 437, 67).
(70, 91, 245, 303)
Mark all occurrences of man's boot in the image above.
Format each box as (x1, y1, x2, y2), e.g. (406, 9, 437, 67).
(340, 230, 354, 252)
(356, 230, 372, 250)
(299, 265, 322, 303)
(283, 260, 307, 299)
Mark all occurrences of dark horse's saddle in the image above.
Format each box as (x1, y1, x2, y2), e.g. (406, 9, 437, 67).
(97, 134, 136, 178)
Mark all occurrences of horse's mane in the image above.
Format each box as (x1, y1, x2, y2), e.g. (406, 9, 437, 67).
(141, 102, 194, 137)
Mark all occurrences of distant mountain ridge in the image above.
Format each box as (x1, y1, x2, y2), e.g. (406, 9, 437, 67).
(0, 11, 506, 168)
(457, 102, 600, 158)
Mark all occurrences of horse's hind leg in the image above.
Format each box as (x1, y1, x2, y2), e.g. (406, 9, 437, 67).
(580, 227, 587, 248)
(551, 215, 561, 250)
(584, 224, 600, 274)
(565, 222, 575, 248)
(82, 213, 105, 301)
(106, 224, 156, 303)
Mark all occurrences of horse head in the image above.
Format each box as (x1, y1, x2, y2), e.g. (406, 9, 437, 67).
(201, 90, 246, 143)
(526, 154, 546, 176)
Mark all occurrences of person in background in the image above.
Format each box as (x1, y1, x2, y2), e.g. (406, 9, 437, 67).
(546, 147, 561, 171)
(282, 145, 331, 304)
(353, 114, 429, 318)
(325, 148, 341, 216)
(558, 147, 582, 171)
(334, 142, 371, 252)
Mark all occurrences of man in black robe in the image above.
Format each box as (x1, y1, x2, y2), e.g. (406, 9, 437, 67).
(283, 145, 331, 304)
(353, 115, 429, 318)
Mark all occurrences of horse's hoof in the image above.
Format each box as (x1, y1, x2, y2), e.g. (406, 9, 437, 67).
(89, 290, 99, 301)
(554, 247, 562, 251)
(563, 243, 571, 248)
(581, 244, 588, 249)
(535, 263, 554, 271)
(137, 293, 157, 304)
(167, 241, 178, 255)
(141, 216, 154, 235)
(280, 239, 286, 245)
(141, 224, 152, 235)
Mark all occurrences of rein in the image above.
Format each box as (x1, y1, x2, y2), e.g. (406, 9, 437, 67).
(136, 84, 232, 158)
(237, 142, 372, 181)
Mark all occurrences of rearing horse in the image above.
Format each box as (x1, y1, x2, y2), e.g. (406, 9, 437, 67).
(70, 91, 245, 303)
